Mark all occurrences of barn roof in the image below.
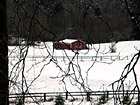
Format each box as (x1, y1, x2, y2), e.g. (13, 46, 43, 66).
(59, 39, 78, 44)
(59, 39, 85, 44)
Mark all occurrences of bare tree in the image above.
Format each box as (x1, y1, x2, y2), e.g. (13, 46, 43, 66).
(110, 0, 140, 104)
(7, 0, 140, 105)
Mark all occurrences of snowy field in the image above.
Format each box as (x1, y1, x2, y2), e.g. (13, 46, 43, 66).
(8, 41, 140, 105)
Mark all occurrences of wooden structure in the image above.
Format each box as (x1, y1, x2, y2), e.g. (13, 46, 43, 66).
(9, 90, 139, 102)
(54, 39, 86, 50)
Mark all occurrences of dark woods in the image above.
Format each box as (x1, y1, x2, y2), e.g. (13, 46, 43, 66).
(7, 0, 139, 44)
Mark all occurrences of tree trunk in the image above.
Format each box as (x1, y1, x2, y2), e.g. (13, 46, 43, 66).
(0, 0, 9, 104)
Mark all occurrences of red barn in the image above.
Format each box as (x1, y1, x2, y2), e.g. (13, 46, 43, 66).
(54, 39, 86, 50)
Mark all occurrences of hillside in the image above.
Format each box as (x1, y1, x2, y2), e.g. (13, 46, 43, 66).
(8, 40, 140, 91)
(8, 40, 140, 104)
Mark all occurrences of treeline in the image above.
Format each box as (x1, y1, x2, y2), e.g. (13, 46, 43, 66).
(7, 0, 137, 44)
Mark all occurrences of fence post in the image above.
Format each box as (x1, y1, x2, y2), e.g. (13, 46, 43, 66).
(100, 56, 102, 61)
(81, 57, 83, 61)
(118, 56, 120, 60)
(44, 93, 46, 102)
(106, 91, 109, 99)
(66, 91, 68, 100)
(92, 56, 94, 61)
(111, 56, 113, 60)
(13, 56, 15, 60)
(32, 56, 35, 61)
(63, 56, 65, 61)
(86, 92, 91, 101)
(22, 92, 25, 105)
(127, 56, 128, 60)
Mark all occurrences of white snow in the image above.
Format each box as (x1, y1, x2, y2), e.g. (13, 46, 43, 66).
(8, 40, 140, 105)
(59, 39, 78, 43)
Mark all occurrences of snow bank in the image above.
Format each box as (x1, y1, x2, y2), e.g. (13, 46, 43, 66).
(8, 41, 140, 104)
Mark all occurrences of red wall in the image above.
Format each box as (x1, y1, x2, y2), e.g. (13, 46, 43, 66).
(59, 43, 70, 49)
(58, 40, 86, 50)
(72, 41, 86, 50)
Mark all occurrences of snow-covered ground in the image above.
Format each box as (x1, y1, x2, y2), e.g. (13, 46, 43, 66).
(8, 41, 140, 105)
